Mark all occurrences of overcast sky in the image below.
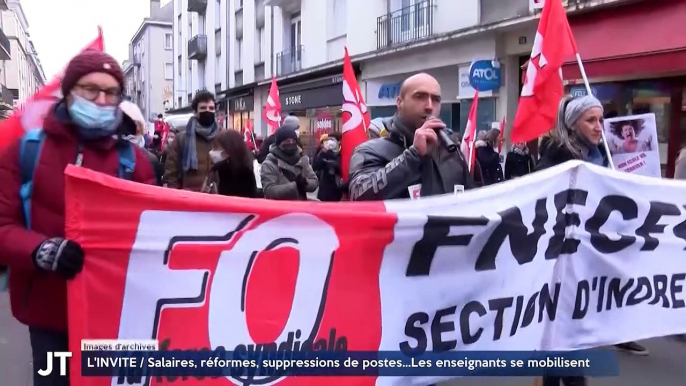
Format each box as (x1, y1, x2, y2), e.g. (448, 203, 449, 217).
(22, 0, 172, 79)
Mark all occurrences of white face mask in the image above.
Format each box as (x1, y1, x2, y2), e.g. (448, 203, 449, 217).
(209, 149, 225, 164)
(326, 139, 338, 150)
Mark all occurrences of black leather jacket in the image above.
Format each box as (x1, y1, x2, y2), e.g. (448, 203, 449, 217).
(348, 115, 475, 201)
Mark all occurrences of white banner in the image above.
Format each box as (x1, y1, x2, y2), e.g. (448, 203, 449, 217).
(604, 113, 661, 177)
(65, 161, 686, 386)
(382, 161, 686, 385)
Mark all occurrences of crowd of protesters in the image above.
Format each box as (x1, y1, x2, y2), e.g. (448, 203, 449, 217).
(0, 50, 676, 386)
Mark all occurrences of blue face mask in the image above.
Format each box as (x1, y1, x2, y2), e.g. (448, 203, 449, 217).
(69, 94, 119, 133)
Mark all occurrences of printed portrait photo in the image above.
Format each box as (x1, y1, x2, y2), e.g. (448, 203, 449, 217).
(607, 118, 654, 155)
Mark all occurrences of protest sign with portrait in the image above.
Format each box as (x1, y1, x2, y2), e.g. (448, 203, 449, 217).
(604, 113, 661, 177)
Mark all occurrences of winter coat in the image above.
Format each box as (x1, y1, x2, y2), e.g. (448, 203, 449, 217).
(505, 149, 535, 179)
(313, 150, 343, 202)
(163, 120, 214, 192)
(261, 145, 318, 200)
(0, 102, 156, 332)
(348, 114, 475, 200)
(203, 161, 259, 198)
(475, 140, 504, 186)
(536, 136, 609, 171)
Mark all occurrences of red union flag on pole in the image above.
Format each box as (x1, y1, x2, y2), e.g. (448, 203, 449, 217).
(0, 28, 104, 152)
(510, 0, 578, 143)
(263, 77, 282, 135)
(460, 89, 479, 173)
(341, 47, 368, 181)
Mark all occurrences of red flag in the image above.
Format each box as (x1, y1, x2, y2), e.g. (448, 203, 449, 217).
(460, 89, 479, 173)
(263, 77, 281, 135)
(243, 121, 256, 151)
(510, 0, 578, 143)
(497, 116, 506, 154)
(341, 47, 369, 182)
(0, 29, 104, 152)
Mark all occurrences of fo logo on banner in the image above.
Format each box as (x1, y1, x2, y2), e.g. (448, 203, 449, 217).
(117, 212, 344, 385)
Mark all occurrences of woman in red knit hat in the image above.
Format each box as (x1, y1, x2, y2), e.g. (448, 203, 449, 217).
(0, 49, 157, 386)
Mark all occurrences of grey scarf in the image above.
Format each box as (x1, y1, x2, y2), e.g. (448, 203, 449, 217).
(183, 117, 218, 171)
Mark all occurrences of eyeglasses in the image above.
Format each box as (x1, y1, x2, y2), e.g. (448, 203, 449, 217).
(74, 84, 122, 105)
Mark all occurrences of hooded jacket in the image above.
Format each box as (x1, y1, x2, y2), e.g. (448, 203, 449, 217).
(0, 102, 157, 332)
(348, 114, 475, 201)
(261, 145, 318, 200)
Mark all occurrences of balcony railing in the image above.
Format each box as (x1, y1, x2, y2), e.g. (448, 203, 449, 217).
(377, 0, 435, 50)
(276, 45, 303, 76)
(188, 34, 208, 60)
(0, 27, 10, 60)
(187, 0, 207, 13)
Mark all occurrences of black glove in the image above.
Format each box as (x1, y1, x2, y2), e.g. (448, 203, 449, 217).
(32, 238, 84, 279)
(295, 174, 308, 194)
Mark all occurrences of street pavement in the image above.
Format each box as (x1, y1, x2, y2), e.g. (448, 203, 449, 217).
(0, 292, 32, 385)
(1, 292, 685, 385)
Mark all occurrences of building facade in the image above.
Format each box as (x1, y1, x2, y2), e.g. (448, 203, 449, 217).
(126, 0, 174, 122)
(0, 0, 12, 115)
(1, 0, 44, 107)
(173, 0, 229, 113)
(171, 0, 641, 160)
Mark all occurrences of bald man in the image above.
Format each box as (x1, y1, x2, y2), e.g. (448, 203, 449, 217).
(348, 73, 474, 201)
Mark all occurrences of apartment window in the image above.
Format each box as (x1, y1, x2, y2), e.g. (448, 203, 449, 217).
(177, 55, 182, 75)
(178, 96, 182, 108)
(165, 33, 173, 49)
(215, 0, 221, 27)
(165, 63, 173, 80)
(331, 0, 347, 37)
(177, 14, 182, 50)
(199, 15, 206, 34)
(215, 55, 222, 83)
(187, 68, 192, 94)
(255, 27, 264, 64)
(215, 30, 221, 56)
(235, 38, 243, 70)
(290, 15, 302, 51)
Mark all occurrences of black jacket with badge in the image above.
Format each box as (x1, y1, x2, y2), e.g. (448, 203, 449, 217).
(348, 115, 475, 201)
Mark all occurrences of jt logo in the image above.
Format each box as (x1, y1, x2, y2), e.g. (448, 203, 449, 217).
(37, 352, 72, 377)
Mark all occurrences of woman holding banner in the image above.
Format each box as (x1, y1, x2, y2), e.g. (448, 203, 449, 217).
(536, 95, 647, 386)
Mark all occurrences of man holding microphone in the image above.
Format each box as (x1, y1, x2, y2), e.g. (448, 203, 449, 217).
(348, 73, 474, 201)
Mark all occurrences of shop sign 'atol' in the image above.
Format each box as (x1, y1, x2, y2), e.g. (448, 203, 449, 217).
(65, 161, 686, 386)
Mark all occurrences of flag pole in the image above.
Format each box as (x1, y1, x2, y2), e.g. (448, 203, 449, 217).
(574, 53, 615, 170)
(468, 138, 475, 174)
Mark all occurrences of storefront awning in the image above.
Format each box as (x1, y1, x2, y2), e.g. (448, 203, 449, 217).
(562, 0, 686, 80)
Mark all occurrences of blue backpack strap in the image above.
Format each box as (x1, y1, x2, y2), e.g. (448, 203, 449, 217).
(19, 129, 46, 230)
(117, 142, 136, 181)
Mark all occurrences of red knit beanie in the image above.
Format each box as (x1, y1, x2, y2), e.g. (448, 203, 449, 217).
(61, 50, 125, 96)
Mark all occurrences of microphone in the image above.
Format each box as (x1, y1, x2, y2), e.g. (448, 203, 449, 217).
(427, 115, 457, 153)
